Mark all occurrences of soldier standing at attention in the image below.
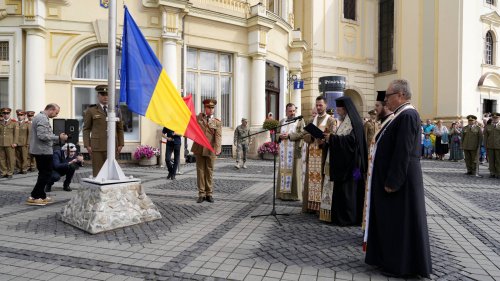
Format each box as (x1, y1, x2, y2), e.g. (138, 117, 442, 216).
(461, 115, 482, 176)
(191, 98, 222, 203)
(364, 109, 378, 145)
(484, 112, 500, 178)
(83, 85, 125, 177)
(0, 108, 19, 178)
(233, 118, 250, 169)
(26, 111, 37, 172)
(15, 111, 30, 174)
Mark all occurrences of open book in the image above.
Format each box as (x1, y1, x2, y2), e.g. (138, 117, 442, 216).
(304, 123, 325, 139)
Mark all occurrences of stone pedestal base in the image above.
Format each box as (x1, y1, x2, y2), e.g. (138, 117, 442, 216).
(59, 179, 162, 234)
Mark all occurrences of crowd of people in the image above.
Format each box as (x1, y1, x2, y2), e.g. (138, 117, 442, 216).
(231, 79, 432, 278)
(412, 113, 500, 178)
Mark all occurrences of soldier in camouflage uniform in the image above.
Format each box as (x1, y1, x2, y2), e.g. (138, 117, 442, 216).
(191, 98, 222, 203)
(0, 108, 19, 178)
(15, 111, 30, 174)
(461, 115, 482, 175)
(83, 85, 125, 177)
(484, 112, 500, 178)
(233, 118, 250, 169)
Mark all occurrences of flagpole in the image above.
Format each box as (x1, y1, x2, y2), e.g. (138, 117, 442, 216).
(107, 0, 117, 179)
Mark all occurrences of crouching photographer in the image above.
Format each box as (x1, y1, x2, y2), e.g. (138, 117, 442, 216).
(45, 143, 84, 192)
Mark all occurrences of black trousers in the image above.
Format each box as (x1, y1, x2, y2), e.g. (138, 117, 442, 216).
(31, 154, 53, 199)
(49, 164, 76, 188)
(166, 144, 181, 175)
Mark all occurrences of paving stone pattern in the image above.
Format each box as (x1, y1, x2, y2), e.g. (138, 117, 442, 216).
(455, 191, 500, 213)
(0, 159, 498, 281)
(8, 200, 210, 245)
(152, 177, 256, 194)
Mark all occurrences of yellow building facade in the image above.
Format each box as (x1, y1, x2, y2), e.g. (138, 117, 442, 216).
(0, 0, 499, 159)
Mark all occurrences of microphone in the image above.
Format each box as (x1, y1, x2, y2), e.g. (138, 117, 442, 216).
(288, 115, 303, 122)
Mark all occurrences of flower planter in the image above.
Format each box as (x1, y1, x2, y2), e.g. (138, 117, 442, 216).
(261, 152, 276, 160)
(138, 157, 157, 166)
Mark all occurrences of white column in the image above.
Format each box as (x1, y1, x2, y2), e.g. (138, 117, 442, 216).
(292, 72, 302, 116)
(250, 55, 266, 128)
(25, 29, 46, 111)
(162, 39, 178, 89)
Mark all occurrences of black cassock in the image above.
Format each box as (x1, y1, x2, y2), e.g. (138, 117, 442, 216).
(327, 130, 365, 226)
(365, 107, 432, 277)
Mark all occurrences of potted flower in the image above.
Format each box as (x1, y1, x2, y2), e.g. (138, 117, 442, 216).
(263, 119, 279, 141)
(134, 145, 160, 166)
(258, 141, 279, 160)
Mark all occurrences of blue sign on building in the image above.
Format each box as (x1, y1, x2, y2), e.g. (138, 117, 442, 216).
(293, 80, 304, 90)
(100, 0, 109, 8)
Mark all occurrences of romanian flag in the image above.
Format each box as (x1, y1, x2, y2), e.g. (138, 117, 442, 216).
(120, 7, 213, 152)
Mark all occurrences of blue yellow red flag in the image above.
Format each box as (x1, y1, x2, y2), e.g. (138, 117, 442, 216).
(120, 7, 213, 152)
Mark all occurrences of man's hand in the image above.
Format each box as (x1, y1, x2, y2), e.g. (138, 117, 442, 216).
(11, 143, 17, 148)
(76, 155, 84, 162)
(117, 145, 123, 153)
(216, 149, 221, 156)
(280, 133, 288, 140)
(59, 133, 68, 141)
(384, 186, 396, 193)
(86, 146, 92, 155)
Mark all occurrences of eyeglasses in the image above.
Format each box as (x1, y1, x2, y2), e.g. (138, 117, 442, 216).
(1, 112, 9, 115)
(385, 91, 399, 98)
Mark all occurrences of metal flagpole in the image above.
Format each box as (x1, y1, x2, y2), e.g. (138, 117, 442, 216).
(107, 0, 117, 179)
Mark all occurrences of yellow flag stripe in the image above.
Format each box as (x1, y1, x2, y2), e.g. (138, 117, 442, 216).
(145, 70, 191, 134)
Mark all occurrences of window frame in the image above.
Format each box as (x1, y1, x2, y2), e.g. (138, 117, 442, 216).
(343, 0, 357, 21)
(186, 47, 233, 128)
(485, 31, 494, 65)
(378, 0, 394, 73)
(72, 48, 140, 142)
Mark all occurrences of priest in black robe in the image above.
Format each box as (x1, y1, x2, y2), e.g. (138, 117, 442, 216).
(323, 96, 367, 226)
(364, 79, 432, 278)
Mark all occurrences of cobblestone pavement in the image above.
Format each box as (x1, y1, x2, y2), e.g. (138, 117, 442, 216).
(0, 158, 498, 281)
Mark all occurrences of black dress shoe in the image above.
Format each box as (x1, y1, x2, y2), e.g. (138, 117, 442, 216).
(490, 175, 497, 178)
(171, 175, 176, 180)
(206, 196, 214, 203)
(167, 173, 172, 179)
(7, 175, 12, 179)
(63, 186, 72, 192)
(196, 196, 204, 203)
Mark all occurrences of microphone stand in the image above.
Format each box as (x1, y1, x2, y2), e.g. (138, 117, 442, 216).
(240, 117, 302, 226)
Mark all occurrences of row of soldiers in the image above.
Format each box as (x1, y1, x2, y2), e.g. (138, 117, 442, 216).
(0, 108, 37, 178)
(461, 113, 500, 178)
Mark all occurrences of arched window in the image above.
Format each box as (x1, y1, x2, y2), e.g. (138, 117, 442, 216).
(486, 31, 494, 65)
(73, 48, 139, 141)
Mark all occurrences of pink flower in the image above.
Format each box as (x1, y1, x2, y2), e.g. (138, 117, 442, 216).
(134, 145, 160, 160)
(258, 142, 279, 155)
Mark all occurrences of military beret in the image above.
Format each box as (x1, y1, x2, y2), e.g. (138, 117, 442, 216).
(203, 98, 217, 108)
(95, 85, 108, 95)
(492, 112, 500, 118)
(241, 118, 247, 122)
(1, 108, 12, 114)
(16, 111, 26, 115)
(26, 111, 35, 117)
(368, 109, 377, 115)
(466, 115, 477, 121)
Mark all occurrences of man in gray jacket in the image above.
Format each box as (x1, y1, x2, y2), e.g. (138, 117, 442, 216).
(27, 104, 68, 206)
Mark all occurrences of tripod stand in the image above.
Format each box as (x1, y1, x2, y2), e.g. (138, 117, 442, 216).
(241, 117, 302, 226)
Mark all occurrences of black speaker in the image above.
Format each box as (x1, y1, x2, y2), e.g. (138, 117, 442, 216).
(53, 118, 79, 146)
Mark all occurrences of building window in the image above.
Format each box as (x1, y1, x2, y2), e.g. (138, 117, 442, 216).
(343, 0, 356, 21)
(486, 31, 494, 65)
(0, 42, 8, 61)
(486, 0, 495, 5)
(267, 0, 281, 16)
(187, 48, 233, 128)
(378, 0, 394, 73)
(0, 78, 8, 106)
(73, 48, 139, 141)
